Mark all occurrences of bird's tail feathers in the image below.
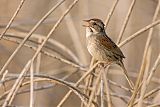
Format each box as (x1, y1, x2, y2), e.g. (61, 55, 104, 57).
(118, 60, 134, 90)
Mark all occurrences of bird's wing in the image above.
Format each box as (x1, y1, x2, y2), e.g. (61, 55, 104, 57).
(97, 34, 125, 59)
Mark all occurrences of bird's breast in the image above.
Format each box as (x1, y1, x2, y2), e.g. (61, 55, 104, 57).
(86, 35, 116, 62)
(87, 37, 108, 61)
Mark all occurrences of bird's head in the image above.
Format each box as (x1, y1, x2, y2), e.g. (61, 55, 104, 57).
(83, 18, 105, 34)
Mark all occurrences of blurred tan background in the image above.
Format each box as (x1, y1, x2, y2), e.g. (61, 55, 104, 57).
(0, 0, 160, 107)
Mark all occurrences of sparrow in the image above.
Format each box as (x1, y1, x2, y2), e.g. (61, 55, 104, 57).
(83, 18, 134, 89)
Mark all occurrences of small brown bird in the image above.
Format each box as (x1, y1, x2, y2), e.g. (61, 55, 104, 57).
(83, 18, 133, 89)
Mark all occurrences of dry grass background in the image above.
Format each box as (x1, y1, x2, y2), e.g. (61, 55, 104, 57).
(0, 0, 160, 107)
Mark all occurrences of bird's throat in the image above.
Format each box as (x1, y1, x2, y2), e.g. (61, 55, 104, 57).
(85, 27, 93, 38)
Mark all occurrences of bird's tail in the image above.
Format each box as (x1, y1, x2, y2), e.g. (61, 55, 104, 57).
(119, 60, 134, 90)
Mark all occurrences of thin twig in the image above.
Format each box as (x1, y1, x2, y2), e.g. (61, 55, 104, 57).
(0, 0, 26, 39)
(24, 74, 95, 106)
(147, 103, 160, 107)
(102, 66, 112, 107)
(5, 31, 81, 65)
(61, 2, 87, 65)
(57, 61, 100, 107)
(2, 36, 86, 71)
(102, 69, 160, 84)
(33, 38, 42, 106)
(2, 60, 31, 107)
(0, 70, 79, 101)
(138, 2, 160, 106)
(0, 73, 97, 106)
(27, 0, 81, 85)
(30, 61, 34, 107)
(0, 0, 65, 76)
(133, 87, 160, 106)
(30, 74, 97, 107)
(108, 79, 132, 93)
(108, 93, 153, 105)
(129, 2, 160, 106)
(138, 55, 160, 106)
(0, 70, 8, 91)
(100, 75, 104, 107)
(146, 53, 160, 86)
(117, 0, 136, 44)
(119, 19, 160, 48)
(87, 69, 102, 107)
(104, 0, 119, 27)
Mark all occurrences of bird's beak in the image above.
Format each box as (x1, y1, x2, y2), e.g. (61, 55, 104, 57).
(82, 19, 90, 27)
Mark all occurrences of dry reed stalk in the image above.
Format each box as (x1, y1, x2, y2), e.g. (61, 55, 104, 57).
(1, 74, 97, 106)
(138, 3, 160, 106)
(57, 62, 100, 107)
(146, 53, 160, 85)
(4, 34, 74, 64)
(0, 69, 80, 101)
(33, 38, 42, 106)
(24, 75, 93, 106)
(0, 0, 65, 76)
(129, 2, 160, 106)
(20, 6, 84, 106)
(0, 1, 160, 107)
(0, 0, 26, 39)
(133, 87, 160, 106)
(2, 2, 86, 105)
(87, 69, 102, 107)
(0, 70, 8, 91)
(144, 87, 160, 100)
(30, 62, 34, 107)
(108, 79, 132, 93)
(116, 0, 136, 44)
(21, 76, 93, 91)
(2, 60, 31, 107)
(109, 69, 160, 84)
(8, 69, 160, 104)
(109, 93, 153, 105)
(108, 92, 128, 104)
(82, 69, 96, 107)
(35, 74, 98, 106)
(119, 19, 160, 48)
(104, 0, 119, 27)
(35, 40, 42, 70)
(2, 73, 157, 106)
(2, 36, 85, 71)
(82, 69, 95, 100)
(60, 2, 87, 65)
(5, 31, 80, 64)
(93, 73, 102, 107)
(23, 0, 81, 76)
(100, 76, 104, 107)
(102, 66, 112, 107)
(147, 103, 160, 107)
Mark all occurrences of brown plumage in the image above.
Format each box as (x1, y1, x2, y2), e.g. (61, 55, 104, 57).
(83, 18, 134, 89)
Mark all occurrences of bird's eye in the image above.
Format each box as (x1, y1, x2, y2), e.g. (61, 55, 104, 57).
(93, 22, 96, 25)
